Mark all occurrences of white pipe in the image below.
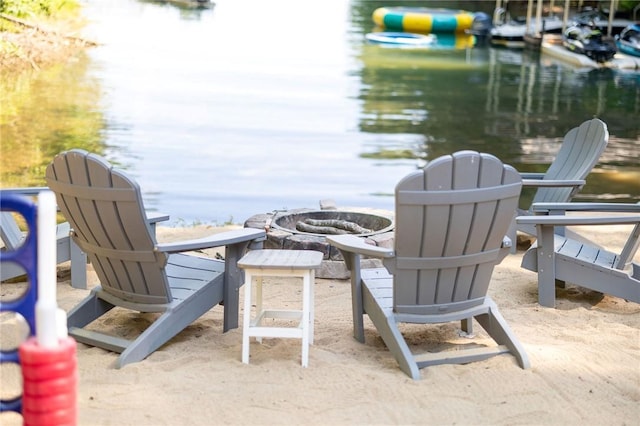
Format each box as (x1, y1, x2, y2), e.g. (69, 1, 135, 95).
(607, 0, 615, 37)
(494, 0, 504, 24)
(36, 191, 59, 348)
(535, 0, 543, 34)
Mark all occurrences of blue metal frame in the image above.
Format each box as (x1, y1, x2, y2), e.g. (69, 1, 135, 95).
(0, 192, 38, 414)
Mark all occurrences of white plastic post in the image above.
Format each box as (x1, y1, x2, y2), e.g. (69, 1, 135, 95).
(35, 191, 60, 348)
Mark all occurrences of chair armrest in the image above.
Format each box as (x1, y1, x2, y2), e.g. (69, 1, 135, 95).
(2, 188, 64, 215)
(156, 228, 266, 254)
(146, 212, 170, 237)
(1, 187, 49, 196)
(521, 178, 585, 188)
(326, 235, 394, 259)
(531, 202, 640, 214)
(147, 211, 170, 224)
(519, 172, 545, 180)
(516, 214, 640, 227)
(3, 190, 172, 221)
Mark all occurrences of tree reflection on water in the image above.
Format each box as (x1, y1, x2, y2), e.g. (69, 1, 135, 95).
(1, 52, 105, 188)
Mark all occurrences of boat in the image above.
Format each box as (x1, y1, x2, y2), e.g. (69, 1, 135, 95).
(143, 0, 215, 9)
(616, 24, 640, 57)
(364, 32, 476, 50)
(572, 8, 637, 37)
(372, 7, 475, 34)
(365, 32, 438, 48)
(467, 11, 493, 43)
(490, 19, 565, 48)
(489, 1, 636, 49)
(562, 23, 618, 63)
(490, 4, 565, 48)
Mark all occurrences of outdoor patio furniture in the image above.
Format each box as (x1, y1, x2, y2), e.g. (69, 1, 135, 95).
(1, 187, 87, 289)
(518, 201, 640, 307)
(239, 249, 323, 367)
(45, 149, 265, 367)
(508, 118, 608, 251)
(328, 150, 530, 379)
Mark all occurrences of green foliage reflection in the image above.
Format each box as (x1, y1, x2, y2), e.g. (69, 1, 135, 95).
(0, 52, 106, 188)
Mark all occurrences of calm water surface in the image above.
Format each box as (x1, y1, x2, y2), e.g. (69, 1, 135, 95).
(81, 0, 406, 224)
(3, 0, 639, 224)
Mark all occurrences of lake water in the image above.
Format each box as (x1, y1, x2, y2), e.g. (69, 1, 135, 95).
(80, 0, 416, 225)
(3, 0, 639, 225)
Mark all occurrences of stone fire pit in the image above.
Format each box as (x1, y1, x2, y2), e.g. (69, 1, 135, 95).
(244, 206, 395, 279)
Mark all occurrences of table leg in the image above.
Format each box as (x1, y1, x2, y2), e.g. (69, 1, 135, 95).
(301, 271, 311, 368)
(242, 271, 253, 364)
(255, 276, 263, 344)
(310, 270, 315, 345)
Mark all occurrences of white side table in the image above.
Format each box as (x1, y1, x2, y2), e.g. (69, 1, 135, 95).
(239, 249, 323, 367)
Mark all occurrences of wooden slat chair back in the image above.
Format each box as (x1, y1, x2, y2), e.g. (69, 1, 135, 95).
(387, 151, 522, 315)
(510, 118, 609, 252)
(328, 151, 530, 379)
(47, 152, 170, 305)
(530, 118, 609, 205)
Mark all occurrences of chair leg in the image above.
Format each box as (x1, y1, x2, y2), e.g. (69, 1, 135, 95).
(67, 289, 114, 329)
(535, 224, 558, 308)
(69, 239, 87, 289)
(223, 241, 251, 332)
(116, 297, 216, 368)
(363, 287, 421, 380)
(475, 300, 530, 369)
(507, 215, 518, 254)
(347, 256, 366, 343)
(461, 317, 473, 335)
(115, 309, 181, 368)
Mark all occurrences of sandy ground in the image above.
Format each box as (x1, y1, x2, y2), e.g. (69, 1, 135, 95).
(1, 223, 639, 425)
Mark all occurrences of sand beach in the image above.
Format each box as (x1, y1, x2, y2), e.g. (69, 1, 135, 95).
(2, 223, 639, 425)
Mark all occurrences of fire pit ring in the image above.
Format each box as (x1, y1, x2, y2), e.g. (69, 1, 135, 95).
(244, 207, 395, 279)
(271, 210, 394, 237)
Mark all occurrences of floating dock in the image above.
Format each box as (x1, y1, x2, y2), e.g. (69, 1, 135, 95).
(541, 35, 640, 70)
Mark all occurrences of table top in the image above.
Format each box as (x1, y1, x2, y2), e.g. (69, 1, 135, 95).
(238, 249, 323, 270)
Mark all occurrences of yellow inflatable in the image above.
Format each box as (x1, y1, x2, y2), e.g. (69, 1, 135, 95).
(373, 7, 475, 34)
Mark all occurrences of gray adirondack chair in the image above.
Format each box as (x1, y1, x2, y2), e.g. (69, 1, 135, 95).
(509, 118, 609, 251)
(45, 149, 266, 368)
(327, 151, 530, 380)
(1, 187, 87, 289)
(518, 202, 640, 308)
